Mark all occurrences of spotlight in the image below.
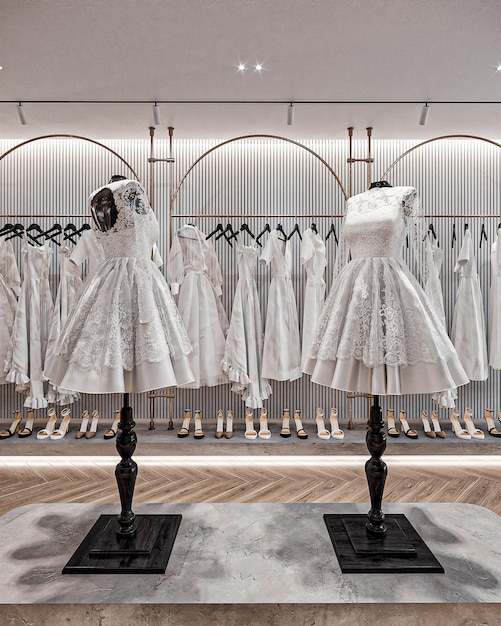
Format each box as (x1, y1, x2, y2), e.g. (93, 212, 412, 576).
(152, 102, 161, 126)
(287, 103, 294, 126)
(419, 103, 430, 126)
(255, 63, 263, 71)
(238, 63, 246, 72)
(17, 102, 27, 125)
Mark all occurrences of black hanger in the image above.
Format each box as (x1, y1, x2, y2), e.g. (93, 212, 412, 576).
(480, 223, 488, 248)
(215, 223, 235, 247)
(276, 223, 287, 241)
(25, 223, 44, 245)
(75, 223, 91, 236)
(311, 222, 318, 234)
(0, 223, 16, 238)
(325, 223, 338, 244)
(41, 223, 62, 246)
(369, 180, 392, 189)
(423, 223, 437, 242)
(63, 223, 79, 244)
(230, 223, 262, 247)
(206, 223, 224, 240)
(256, 223, 271, 243)
(287, 223, 302, 240)
(464, 223, 469, 233)
(452, 223, 456, 248)
(3, 223, 24, 241)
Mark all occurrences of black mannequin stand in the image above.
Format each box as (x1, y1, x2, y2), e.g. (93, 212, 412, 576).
(324, 395, 444, 574)
(63, 393, 181, 574)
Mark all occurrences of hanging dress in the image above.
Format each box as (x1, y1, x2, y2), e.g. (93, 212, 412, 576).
(44, 179, 194, 394)
(0, 238, 21, 385)
(223, 240, 272, 407)
(451, 228, 488, 381)
(303, 186, 469, 399)
(489, 229, 501, 369)
(300, 227, 327, 369)
(167, 224, 229, 388)
(259, 228, 302, 381)
(45, 246, 83, 404)
(424, 239, 446, 329)
(5, 242, 54, 407)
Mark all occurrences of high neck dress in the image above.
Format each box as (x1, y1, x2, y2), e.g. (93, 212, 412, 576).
(44, 179, 194, 394)
(304, 186, 469, 400)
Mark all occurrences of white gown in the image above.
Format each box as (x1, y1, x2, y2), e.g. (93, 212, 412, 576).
(5, 242, 54, 407)
(424, 240, 446, 329)
(489, 230, 501, 369)
(300, 227, 326, 369)
(44, 179, 194, 394)
(167, 225, 229, 388)
(260, 229, 302, 381)
(223, 241, 272, 407)
(304, 186, 469, 398)
(45, 246, 83, 404)
(0, 238, 21, 385)
(451, 228, 488, 381)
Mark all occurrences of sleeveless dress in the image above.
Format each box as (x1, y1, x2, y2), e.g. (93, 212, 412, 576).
(0, 238, 21, 385)
(304, 186, 469, 398)
(489, 229, 501, 369)
(222, 241, 272, 407)
(451, 228, 488, 381)
(167, 224, 229, 388)
(44, 179, 194, 394)
(5, 242, 54, 407)
(300, 227, 326, 369)
(260, 229, 302, 381)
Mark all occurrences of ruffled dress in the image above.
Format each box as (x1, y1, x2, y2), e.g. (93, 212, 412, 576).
(223, 241, 271, 407)
(44, 179, 194, 394)
(0, 238, 21, 385)
(304, 186, 469, 398)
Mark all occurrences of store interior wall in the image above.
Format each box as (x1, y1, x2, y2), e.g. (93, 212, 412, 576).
(0, 137, 500, 425)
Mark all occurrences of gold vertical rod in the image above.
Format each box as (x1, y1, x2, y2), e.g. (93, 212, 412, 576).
(366, 127, 373, 188)
(347, 127, 354, 198)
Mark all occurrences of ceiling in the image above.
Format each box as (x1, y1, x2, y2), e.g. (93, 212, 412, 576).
(1, 0, 501, 140)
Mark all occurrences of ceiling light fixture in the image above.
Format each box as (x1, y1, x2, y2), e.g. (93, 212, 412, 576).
(237, 63, 246, 72)
(17, 102, 27, 125)
(497, 65, 501, 71)
(152, 102, 161, 126)
(287, 102, 294, 125)
(255, 63, 263, 72)
(419, 102, 430, 126)
(0, 66, 3, 71)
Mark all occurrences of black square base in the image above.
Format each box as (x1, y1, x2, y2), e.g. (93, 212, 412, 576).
(63, 514, 182, 574)
(324, 513, 444, 574)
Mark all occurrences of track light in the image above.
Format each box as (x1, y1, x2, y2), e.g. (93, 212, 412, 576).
(287, 103, 294, 126)
(152, 102, 161, 126)
(17, 102, 28, 125)
(419, 102, 430, 126)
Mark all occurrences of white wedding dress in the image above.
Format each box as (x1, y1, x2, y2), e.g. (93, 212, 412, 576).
(304, 186, 469, 398)
(0, 238, 21, 385)
(44, 179, 194, 394)
(223, 241, 271, 407)
(451, 228, 488, 381)
(489, 229, 501, 369)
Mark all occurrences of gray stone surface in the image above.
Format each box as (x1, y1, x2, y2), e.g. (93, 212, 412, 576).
(1, 502, 500, 607)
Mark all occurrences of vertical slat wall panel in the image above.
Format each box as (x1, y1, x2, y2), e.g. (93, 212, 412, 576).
(1, 137, 500, 430)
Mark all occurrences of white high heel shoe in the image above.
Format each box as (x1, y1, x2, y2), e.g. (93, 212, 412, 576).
(463, 407, 484, 440)
(329, 407, 344, 440)
(193, 409, 204, 439)
(386, 408, 400, 438)
(37, 407, 58, 440)
(449, 408, 471, 439)
(215, 409, 224, 439)
(50, 407, 71, 440)
(258, 408, 271, 439)
(315, 408, 330, 440)
(244, 407, 257, 440)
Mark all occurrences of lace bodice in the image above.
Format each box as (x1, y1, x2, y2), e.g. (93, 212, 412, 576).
(344, 186, 418, 259)
(91, 180, 159, 260)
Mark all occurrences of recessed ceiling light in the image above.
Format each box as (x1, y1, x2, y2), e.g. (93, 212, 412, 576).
(0, 66, 3, 71)
(238, 63, 246, 72)
(255, 63, 263, 71)
(497, 64, 501, 71)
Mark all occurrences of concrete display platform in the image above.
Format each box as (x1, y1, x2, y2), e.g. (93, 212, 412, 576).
(0, 501, 500, 625)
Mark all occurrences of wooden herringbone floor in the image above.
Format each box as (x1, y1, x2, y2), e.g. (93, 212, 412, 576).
(1, 456, 500, 518)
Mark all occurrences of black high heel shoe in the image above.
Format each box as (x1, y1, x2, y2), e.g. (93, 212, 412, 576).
(0, 410, 22, 439)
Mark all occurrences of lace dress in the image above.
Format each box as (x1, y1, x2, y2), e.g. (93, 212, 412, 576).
(44, 179, 194, 394)
(304, 186, 469, 398)
(167, 224, 229, 388)
(489, 229, 501, 369)
(259, 229, 302, 381)
(4, 242, 54, 407)
(451, 228, 488, 381)
(0, 238, 21, 385)
(300, 227, 326, 369)
(222, 241, 272, 407)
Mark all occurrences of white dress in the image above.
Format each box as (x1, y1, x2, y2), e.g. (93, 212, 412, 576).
(45, 246, 83, 404)
(260, 229, 302, 381)
(300, 227, 326, 369)
(167, 224, 229, 388)
(0, 238, 21, 385)
(424, 240, 446, 328)
(304, 186, 469, 398)
(44, 179, 194, 394)
(223, 241, 272, 407)
(451, 228, 488, 381)
(4, 242, 54, 407)
(489, 230, 501, 369)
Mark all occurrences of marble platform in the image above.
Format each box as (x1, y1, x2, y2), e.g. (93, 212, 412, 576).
(1, 502, 501, 624)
